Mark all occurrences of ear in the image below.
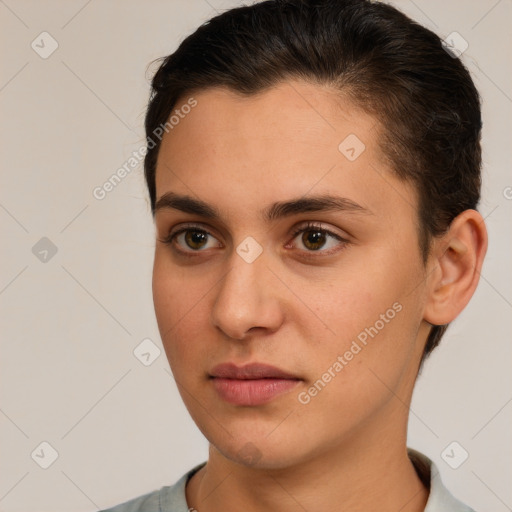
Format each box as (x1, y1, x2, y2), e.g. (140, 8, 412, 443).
(423, 209, 488, 326)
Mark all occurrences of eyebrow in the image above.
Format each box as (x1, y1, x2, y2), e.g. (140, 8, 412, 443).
(154, 192, 372, 221)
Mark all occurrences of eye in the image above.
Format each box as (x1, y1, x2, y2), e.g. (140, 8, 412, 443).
(160, 225, 222, 253)
(288, 222, 347, 253)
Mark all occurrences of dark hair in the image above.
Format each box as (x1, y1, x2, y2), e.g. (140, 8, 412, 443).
(143, 0, 482, 366)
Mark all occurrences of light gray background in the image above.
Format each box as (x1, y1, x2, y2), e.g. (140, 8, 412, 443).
(1, 1, 510, 511)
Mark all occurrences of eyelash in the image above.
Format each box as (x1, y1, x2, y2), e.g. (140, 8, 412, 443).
(159, 222, 348, 258)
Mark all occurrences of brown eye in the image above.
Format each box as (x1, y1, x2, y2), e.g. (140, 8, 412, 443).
(168, 228, 221, 252)
(289, 223, 347, 255)
(302, 230, 327, 250)
(184, 230, 209, 250)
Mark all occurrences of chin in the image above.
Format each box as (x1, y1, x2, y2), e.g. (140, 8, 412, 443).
(210, 433, 310, 471)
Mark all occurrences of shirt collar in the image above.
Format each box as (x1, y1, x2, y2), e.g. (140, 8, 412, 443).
(407, 448, 475, 512)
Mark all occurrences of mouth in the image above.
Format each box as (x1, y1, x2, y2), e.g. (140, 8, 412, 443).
(209, 362, 302, 406)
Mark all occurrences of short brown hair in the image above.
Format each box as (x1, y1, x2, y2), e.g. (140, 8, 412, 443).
(143, 0, 482, 366)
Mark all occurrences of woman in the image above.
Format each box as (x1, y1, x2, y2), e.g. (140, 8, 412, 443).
(103, 0, 487, 510)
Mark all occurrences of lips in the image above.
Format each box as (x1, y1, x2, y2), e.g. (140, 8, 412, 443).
(210, 362, 299, 380)
(209, 363, 301, 406)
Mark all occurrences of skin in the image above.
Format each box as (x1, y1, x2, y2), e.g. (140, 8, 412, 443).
(151, 80, 487, 512)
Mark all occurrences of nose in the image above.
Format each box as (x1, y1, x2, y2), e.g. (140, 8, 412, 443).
(211, 250, 285, 340)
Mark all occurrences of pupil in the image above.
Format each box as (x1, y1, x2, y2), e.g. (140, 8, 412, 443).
(303, 230, 326, 250)
(186, 231, 207, 249)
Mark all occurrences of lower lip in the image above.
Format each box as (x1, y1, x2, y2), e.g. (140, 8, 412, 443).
(211, 378, 300, 406)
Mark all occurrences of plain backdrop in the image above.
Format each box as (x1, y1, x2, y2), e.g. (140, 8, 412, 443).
(1, 1, 511, 511)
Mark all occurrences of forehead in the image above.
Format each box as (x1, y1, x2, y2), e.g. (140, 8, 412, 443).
(159, 81, 376, 166)
(155, 80, 416, 223)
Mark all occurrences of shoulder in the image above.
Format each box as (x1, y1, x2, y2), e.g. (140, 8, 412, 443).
(100, 488, 161, 512)
(100, 462, 206, 512)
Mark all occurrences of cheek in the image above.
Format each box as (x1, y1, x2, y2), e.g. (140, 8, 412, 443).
(152, 253, 217, 375)
(152, 256, 180, 330)
(152, 252, 207, 324)
(295, 297, 420, 436)
(306, 252, 423, 380)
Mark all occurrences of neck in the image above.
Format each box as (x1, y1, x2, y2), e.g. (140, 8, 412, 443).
(186, 412, 429, 512)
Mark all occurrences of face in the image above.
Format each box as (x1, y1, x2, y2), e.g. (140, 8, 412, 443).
(152, 81, 431, 469)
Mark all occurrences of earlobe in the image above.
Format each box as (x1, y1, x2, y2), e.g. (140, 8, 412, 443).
(423, 210, 488, 326)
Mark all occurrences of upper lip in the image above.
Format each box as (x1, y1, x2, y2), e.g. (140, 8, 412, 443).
(210, 363, 300, 380)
